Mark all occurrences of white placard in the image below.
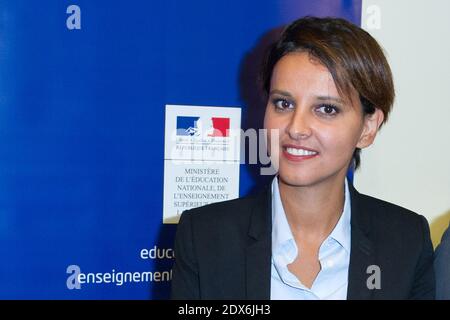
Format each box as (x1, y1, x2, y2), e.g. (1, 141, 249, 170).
(163, 105, 241, 224)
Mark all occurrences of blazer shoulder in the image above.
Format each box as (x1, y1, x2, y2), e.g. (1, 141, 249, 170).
(357, 191, 425, 222)
(355, 191, 429, 240)
(179, 192, 263, 225)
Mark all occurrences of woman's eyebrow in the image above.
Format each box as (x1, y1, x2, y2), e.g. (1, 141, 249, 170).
(269, 91, 345, 104)
(316, 96, 344, 104)
(269, 89, 293, 97)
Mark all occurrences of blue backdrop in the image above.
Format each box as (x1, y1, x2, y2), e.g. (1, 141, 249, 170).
(0, 0, 361, 299)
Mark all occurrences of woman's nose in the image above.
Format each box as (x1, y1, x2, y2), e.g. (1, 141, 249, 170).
(286, 109, 312, 140)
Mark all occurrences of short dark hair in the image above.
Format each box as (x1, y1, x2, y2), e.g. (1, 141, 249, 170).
(262, 16, 395, 170)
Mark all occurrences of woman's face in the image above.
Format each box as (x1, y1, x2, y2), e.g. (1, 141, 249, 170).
(264, 52, 383, 188)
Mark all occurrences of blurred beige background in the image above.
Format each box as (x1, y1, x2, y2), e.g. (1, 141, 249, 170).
(358, 0, 450, 247)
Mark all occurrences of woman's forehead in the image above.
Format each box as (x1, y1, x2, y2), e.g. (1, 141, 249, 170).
(271, 54, 339, 96)
(270, 55, 361, 111)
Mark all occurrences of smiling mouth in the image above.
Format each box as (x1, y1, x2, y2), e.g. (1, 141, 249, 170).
(282, 146, 319, 161)
(285, 147, 318, 156)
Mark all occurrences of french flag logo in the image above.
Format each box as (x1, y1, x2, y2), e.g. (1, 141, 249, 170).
(176, 116, 200, 136)
(207, 117, 230, 137)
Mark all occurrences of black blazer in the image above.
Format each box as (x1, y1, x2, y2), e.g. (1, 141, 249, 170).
(171, 183, 435, 299)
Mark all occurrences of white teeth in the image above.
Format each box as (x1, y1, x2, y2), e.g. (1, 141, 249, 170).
(286, 147, 318, 156)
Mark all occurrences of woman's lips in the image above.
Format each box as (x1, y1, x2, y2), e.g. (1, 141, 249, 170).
(282, 144, 319, 162)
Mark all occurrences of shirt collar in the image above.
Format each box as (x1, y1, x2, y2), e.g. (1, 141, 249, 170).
(328, 178, 351, 253)
(271, 176, 352, 254)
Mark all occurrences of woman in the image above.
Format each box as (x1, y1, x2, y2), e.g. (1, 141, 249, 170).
(171, 16, 435, 299)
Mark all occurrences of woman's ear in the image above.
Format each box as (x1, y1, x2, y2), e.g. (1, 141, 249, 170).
(357, 109, 385, 149)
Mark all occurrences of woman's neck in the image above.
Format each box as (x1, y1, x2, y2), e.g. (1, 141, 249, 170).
(278, 174, 346, 242)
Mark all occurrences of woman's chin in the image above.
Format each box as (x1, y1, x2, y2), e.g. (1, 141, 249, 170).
(277, 173, 317, 188)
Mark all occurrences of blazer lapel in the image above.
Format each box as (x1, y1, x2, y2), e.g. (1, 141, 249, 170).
(245, 187, 272, 300)
(347, 183, 376, 300)
(243, 182, 378, 299)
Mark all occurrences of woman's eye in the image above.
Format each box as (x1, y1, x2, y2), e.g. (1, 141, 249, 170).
(316, 104, 339, 116)
(273, 99, 294, 110)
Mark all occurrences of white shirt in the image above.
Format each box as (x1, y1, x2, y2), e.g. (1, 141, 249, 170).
(270, 177, 352, 300)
